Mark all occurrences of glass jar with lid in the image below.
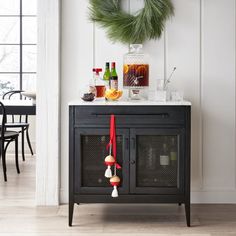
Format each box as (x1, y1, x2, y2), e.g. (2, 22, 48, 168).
(123, 44, 149, 100)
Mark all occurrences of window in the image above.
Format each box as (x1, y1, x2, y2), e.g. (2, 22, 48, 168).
(0, 0, 37, 95)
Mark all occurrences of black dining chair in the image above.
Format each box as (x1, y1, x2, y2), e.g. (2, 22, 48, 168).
(0, 101, 20, 181)
(3, 90, 34, 161)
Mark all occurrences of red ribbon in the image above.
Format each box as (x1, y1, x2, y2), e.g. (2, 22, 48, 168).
(107, 114, 121, 169)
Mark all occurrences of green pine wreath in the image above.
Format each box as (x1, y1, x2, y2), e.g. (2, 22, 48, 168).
(89, 0, 174, 44)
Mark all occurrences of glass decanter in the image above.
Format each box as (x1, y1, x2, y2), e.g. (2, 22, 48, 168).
(123, 44, 149, 100)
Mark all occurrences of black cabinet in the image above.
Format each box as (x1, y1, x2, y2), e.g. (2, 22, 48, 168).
(69, 105, 191, 227)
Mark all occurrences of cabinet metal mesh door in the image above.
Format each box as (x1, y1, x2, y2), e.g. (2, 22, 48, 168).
(136, 135, 179, 188)
(81, 135, 123, 187)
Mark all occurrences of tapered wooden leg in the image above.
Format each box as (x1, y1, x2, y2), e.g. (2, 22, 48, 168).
(69, 202, 74, 226)
(2, 149, 7, 181)
(26, 128, 34, 155)
(21, 128, 25, 161)
(185, 202, 191, 227)
(15, 137, 20, 174)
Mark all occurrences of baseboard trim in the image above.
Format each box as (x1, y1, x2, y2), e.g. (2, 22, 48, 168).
(191, 190, 236, 204)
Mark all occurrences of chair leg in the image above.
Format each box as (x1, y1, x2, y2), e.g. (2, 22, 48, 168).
(21, 127, 25, 161)
(2, 149, 7, 182)
(26, 128, 34, 155)
(15, 137, 20, 174)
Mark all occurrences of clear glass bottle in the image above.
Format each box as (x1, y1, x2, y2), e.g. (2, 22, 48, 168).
(146, 144, 156, 170)
(170, 137, 177, 167)
(123, 44, 149, 100)
(160, 143, 170, 168)
(93, 68, 106, 99)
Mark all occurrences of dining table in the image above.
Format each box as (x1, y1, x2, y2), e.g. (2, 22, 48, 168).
(0, 100, 36, 115)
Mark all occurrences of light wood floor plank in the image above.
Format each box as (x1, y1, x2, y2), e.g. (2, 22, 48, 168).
(0, 156, 236, 235)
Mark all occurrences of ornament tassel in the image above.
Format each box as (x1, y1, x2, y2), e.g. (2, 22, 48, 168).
(111, 186, 119, 198)
(105, 165, 112, 178)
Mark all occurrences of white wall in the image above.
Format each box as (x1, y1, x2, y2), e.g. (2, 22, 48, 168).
(60, 0, 236, 203)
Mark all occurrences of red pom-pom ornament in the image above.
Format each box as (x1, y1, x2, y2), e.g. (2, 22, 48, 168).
(104, 155, 115, 178)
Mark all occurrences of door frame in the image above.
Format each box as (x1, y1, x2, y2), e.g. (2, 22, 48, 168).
(36, 0, 60, 205)
(129, 128, 185, 195)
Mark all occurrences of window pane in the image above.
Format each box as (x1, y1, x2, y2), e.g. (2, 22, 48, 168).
(0, 74, 19, 95)
(23, 73, 36, 91)
(22, 0, 37, 15)
(22, 17, 37, 44)
(23, 45, 36, 72)
(0, 0, 19, 15)
(0, 17, 19, 44)
(0, 45, 20, 72)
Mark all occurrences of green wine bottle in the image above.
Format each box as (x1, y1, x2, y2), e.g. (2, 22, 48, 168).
(103, 62, 110, 81)
(103, 62, 110, 90)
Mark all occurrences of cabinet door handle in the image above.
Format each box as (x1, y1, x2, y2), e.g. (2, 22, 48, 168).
(130, 160, 136, 165)
(125, 138, 129, 149)
(132, 138, 136, 149)
(91, 113, 169, 117)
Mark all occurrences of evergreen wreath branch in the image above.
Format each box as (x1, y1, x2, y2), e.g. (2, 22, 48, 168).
(89, 0, 174, 44)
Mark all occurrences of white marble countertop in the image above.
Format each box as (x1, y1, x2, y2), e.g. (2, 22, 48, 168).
(68, 99, 191, 106)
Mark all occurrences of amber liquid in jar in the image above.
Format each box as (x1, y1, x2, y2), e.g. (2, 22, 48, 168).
(95, 85, 106, 98)
(123, 64, 149, 87)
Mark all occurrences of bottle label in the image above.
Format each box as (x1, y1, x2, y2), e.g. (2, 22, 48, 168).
(160, 155, 170, 166)
(170, 152, 177, 161)
(110, 80, 118, 90)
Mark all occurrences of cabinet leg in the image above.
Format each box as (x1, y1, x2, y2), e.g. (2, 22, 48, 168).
(185, 202, 191, 227)
(69, 202, 74, 227)
(178, 203, 182, 206)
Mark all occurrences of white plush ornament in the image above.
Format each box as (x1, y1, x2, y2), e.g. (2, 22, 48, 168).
(111, 186, 119, 198)
(104, 155, 115, 178)
(105, 165, 112, 178)
(110, 175, 120, 198)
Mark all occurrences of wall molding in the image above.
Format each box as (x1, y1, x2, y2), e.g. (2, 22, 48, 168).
(60, 0, 236, 204)
(192, 190, 236, 204)
(36, 0, 60, 206)
(199, 0, 204, 190)
(235, 0, 236, 191)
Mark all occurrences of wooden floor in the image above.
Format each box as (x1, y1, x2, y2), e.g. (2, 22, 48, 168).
(0, 156, 236, 236)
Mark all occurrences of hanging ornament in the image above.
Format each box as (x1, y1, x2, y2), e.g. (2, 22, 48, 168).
(103, 114, 122, 197)
(104, 154, 115, 178)
(110, 175, 121, 198)
(107, 114, 121, 169)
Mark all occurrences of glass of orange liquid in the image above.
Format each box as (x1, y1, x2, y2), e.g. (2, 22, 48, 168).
(93, 68, 106, 100)
(95, 85, 106, 98)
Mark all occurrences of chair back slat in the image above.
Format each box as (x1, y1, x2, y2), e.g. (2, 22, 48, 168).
(0, 101, 6, 141)
(2, 90, 26, 124)
(3, 90, 23, 100)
